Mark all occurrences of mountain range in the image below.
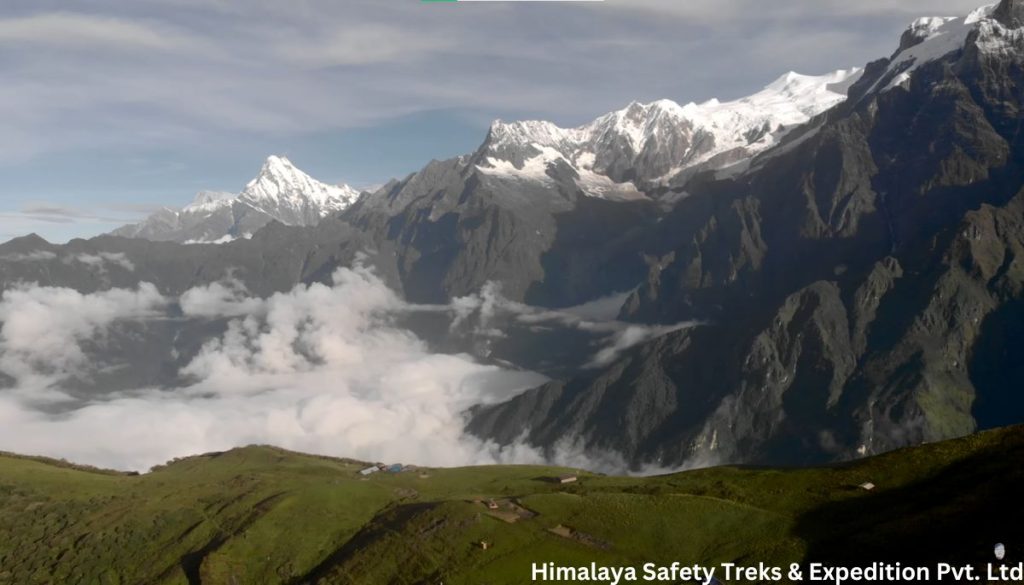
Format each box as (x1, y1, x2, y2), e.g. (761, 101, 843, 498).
(4, 0, 1024, 472)
(471, 0, 1024, 466)
(478, 67, 861, 197)
(114, 69, 858, 246)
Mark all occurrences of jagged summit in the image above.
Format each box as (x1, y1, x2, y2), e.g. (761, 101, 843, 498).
(476, 68, 861, 194)
(898, 16, 958, 51)
(263, 154, 293, 173)
(486, 119, 570, 148)
(112, 156, 361, 244)
(876, 2, 1024, 93)
(239, 155, 360, 223)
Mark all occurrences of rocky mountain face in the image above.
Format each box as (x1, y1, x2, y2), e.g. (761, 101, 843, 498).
(113, 156, 360, 244)
(469, 1, 1024, 468)
(105, 72, 858, 306)
(342, 156, 660, 307)
(342, 70, 858, 307)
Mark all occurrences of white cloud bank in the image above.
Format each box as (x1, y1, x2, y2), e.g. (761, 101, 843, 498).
(0, 12, 205, 52)
(0, 265, 698, 473)
(0, 266, 552, 472)
(0, 283, 165, 401)
(65, 252, 136, 272)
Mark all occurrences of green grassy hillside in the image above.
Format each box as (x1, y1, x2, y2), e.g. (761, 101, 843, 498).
(2, 426, 1022, 585)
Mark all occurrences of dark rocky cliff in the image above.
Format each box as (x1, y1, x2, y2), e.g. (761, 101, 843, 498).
(470, 3, 1024, 468)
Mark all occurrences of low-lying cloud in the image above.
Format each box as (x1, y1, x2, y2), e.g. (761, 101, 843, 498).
(449, 283, 699, 368)
(0, 250, 58, 262)
(0, 282, 165, 401)
(65, 251, 136, 272)
(0, 266, 696, 474)
(0, 250, 136, 271)
(0, 266, 550, 471)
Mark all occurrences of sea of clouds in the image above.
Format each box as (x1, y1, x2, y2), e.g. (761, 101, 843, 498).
(0, 262, 693, 473)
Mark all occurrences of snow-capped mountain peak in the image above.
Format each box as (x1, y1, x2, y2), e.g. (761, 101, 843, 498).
(241, 155, 360, 212)
(264, 154, 294, 173)
(112, 155, 362, 243)
(586, 99, 691, 153)
(476, 67, 862, 197)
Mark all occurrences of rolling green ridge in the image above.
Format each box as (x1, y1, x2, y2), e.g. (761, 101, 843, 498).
(2, 426, 1022, 585)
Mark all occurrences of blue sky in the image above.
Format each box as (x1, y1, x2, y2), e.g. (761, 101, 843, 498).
(0, 0, 985, 242)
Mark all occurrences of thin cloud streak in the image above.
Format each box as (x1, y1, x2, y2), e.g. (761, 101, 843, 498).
(0, 12, 206, 52)
(612, 0, 986, 20)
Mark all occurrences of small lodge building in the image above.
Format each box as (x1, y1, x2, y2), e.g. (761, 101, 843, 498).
(359, 466, 379, 476)
(558, 474, 578, 484)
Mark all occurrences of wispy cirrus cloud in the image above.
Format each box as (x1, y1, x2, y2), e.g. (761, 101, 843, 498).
(0, 204, 146, 242)
(20, 204, 108, 222)
(3, 203, 139, 225)
(272, 25, 456, 68)
(610, 0, 984, 20)
(0, 12, 209, 52)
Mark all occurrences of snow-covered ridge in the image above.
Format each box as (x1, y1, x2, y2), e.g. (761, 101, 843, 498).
(478, 68, 862, 197)
(183, 191, 235, 213)
(879, 3, 1024, 92)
